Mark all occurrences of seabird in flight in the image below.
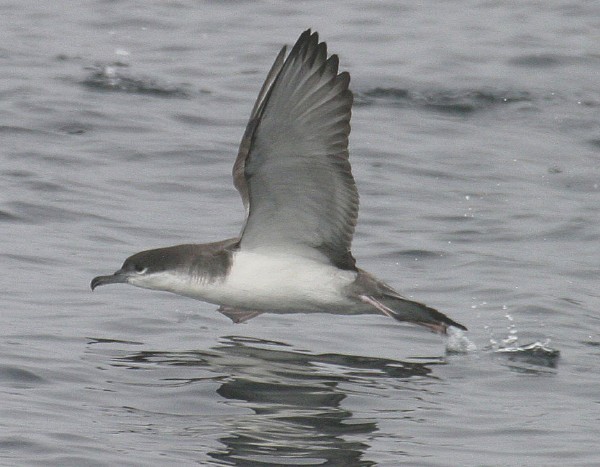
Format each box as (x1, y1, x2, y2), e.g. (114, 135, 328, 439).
(91, 29, 467, 335)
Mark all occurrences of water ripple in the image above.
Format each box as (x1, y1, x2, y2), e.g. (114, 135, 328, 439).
(0, 365, 46, 388)
(356, 87, 533, 114)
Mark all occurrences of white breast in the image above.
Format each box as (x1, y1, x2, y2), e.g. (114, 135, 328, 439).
(194, 250, 357, 312)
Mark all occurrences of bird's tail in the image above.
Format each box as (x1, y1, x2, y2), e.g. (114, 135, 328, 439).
(360, 293, 467, 335)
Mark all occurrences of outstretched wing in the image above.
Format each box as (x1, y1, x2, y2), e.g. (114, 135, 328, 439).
(233, 30, 358, 270)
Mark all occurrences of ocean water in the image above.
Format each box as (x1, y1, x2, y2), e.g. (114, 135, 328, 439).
(2, 1, 599, 465)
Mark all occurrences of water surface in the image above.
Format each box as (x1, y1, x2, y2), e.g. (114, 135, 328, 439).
(2, 1, 599, 465)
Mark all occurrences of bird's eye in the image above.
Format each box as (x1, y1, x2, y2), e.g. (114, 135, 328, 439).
(134, 264, 147, 273)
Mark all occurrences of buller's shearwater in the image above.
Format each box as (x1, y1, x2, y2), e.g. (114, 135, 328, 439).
(91, 30, 467, 335)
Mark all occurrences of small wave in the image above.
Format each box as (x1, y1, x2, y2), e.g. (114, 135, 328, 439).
(58, 123, 90, 135)
(357, 87, 532, 114)
(82, 64, 190, 97)
(86, 337, 145, 346)
(391, 249, 447, 260)
(0, 365, 46, 388)
(0, 125, 50, 135)
(0, 210, 21, 222)
(588, 138, 600, 149)
(508, 53, 580, 68)
(7, 201, 82, 224)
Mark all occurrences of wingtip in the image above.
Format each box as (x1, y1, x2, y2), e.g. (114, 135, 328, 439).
(291, 29, 320, 58)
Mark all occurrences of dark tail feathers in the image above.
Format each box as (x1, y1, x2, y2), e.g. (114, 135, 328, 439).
(380, 295, 467, 335)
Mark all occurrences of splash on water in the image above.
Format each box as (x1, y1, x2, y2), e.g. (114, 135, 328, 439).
(487, 314, 560, 369)
(446, 327, 477, 354)
(82, 63, 190, 97)
(495, 341, 560, 368)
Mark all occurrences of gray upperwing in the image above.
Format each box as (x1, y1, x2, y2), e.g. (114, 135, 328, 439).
(233, 43, 287, 215)
(233, 29, 358, 270)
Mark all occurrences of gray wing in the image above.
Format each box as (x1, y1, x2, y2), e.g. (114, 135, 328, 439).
(233, 29, 358, 270)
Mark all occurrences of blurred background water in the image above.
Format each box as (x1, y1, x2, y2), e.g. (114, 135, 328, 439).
(1, 0, 599, 465)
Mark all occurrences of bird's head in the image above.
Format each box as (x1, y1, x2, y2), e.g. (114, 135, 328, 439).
(90, 246, 191, 291)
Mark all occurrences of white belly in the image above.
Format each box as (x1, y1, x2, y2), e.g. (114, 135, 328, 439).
(190, 250, 358, 312)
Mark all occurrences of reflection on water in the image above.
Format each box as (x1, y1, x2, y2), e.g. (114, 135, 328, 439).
(108, 336, 445, 466)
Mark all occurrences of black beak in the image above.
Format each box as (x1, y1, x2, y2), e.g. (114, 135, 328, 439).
(91, 270, 128, 290)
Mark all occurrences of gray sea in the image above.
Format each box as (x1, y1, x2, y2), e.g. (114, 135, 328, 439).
(2, 1, 599, 465)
